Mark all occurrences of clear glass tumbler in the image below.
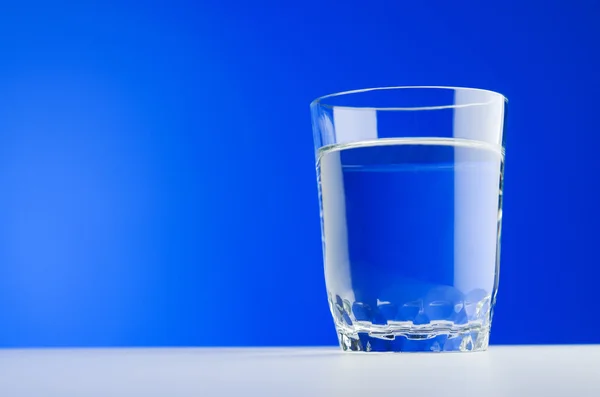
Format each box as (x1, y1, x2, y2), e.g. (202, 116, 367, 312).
(310, 87, 507, 352)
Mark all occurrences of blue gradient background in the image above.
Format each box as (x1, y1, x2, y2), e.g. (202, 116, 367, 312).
(0, 1, 598, 347)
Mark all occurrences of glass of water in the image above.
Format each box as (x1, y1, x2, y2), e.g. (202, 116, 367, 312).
(310, 87, 507, 352)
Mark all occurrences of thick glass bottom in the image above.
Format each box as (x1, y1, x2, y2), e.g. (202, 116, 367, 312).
(336, 322, 490, 352)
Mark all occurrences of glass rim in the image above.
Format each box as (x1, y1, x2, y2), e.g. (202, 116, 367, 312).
(310, 86, 508, 111)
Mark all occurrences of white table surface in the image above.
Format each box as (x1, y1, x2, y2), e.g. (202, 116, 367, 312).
(0, 345, 598, 396)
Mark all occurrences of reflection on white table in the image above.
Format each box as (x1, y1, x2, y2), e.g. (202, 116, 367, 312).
(0, 346, 598, 396)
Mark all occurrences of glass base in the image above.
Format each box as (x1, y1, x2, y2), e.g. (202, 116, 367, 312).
(336, 322, 490, 352)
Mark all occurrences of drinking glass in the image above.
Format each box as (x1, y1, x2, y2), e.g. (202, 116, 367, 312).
(310, 87, 507, 352)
